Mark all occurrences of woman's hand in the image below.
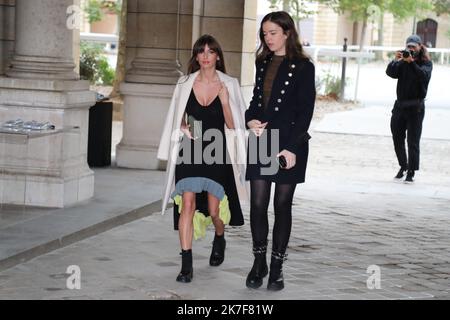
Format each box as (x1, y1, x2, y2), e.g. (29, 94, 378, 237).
(181, 122, 195, 140)
(219, 82, 235, 129)
(247, 120, 268, 137)
(277, 149, 296, 170)
(218, 82, 229, 106)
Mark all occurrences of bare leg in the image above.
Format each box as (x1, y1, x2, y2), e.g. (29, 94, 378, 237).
(208, 193, 224, 236)
(179, 192, 196, 250)
(208, 193, 226, 266)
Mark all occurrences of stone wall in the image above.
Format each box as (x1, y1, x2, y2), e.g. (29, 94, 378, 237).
(0, 0, 15, 76)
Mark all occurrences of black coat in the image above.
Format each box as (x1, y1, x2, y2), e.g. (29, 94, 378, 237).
(245, 56, 316, 184)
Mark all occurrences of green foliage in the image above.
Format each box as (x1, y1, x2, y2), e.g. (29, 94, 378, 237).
(316, 71, 343, 99)
(318, 0, 432, 22)
(268, 0, 315, 20)
(80, 41, 116, 85)
(432, 0, 450, 15)
(84, 0, 122, 24)
(97, 59, 116, 85)
(323, 72, 342, 98)
(84, 0, 103, 23)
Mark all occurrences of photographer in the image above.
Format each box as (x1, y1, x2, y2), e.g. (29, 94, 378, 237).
(386, 34, 432, 183)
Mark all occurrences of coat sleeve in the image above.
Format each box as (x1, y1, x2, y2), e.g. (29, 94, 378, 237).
(410, 60, 432, 83)
(285, 60, 315, 154)
(157, 79, 182, 160)
(386, 60, 403, 79)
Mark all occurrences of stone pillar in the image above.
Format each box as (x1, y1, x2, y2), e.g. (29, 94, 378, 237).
(116, 0, 188, 169)
(0, 0, 95, 208)
(6, 0, 78, 80)
(0, 0, 15, 76)
(117, 0, 257, 170)
(198, 0, 257, 102)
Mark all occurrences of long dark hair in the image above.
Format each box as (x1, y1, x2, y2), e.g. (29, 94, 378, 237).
(187, 34, 226, 74)
(256, 11, 309, 63)
(417, 44, 431, 63)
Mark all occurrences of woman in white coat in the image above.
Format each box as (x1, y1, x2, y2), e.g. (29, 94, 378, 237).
(157, 35, 248, 283)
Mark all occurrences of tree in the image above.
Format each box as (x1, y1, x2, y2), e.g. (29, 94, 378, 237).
(432, 0, 450, 15)
(319, 0, 432, 50)
(268, 0, 316, 38)
(84, 0, 121, 23)
(83, 0, 126, 97)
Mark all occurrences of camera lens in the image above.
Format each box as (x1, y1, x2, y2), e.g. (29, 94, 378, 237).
(402, 50, 410, 58)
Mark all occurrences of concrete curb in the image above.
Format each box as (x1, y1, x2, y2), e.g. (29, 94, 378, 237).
(0, 200, 171, 273)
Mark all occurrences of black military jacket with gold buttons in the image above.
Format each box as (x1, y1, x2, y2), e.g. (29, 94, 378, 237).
(245, 55, 316, 155)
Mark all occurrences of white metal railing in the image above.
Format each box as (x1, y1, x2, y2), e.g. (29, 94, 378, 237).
(305, 45, 450, 64)
(80, 32, 118, 44)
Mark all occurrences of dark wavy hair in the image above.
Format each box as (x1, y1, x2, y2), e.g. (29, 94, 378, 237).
(256, 11, 309, 63)
(417, 44, 431, 63)
(187, 34, 226, 74)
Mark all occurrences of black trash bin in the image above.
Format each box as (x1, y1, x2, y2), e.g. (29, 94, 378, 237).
(87, 98, 113, 167)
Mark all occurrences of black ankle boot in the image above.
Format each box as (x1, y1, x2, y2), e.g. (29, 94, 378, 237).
(209, 233, 226, 266)
(176, 249, 193, 283)
(405, 170, 415, 183)
(246, 241, 268, 289)
(267, 251, 287, 291)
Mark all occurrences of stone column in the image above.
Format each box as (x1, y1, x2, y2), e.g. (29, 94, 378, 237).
(6, 0, 78, 80)
(116, 0, 188, 169)
(116, 0, 257, 170)
(0, 0, 15, 76)
(0, 0, 95, 208)
(198, 0, 257, 102)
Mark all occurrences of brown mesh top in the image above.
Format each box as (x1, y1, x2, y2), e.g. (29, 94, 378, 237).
(263, 55, 285, 109)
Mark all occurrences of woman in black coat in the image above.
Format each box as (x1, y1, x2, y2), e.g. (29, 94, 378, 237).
(245, 11, 316, 291)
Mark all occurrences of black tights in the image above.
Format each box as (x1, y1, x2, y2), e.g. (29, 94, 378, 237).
(250, 180, 297, 254)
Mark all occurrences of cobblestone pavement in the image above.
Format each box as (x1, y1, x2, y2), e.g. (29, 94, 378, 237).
(0, 129, 449, 300)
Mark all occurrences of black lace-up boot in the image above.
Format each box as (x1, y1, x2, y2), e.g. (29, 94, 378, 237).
(267, 251, 288, 291)
(246, 241, 268, 289)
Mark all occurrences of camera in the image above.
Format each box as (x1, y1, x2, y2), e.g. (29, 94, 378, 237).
(401, 49, 416, 59)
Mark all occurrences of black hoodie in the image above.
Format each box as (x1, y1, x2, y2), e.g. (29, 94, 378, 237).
(386, 58, 433, 102)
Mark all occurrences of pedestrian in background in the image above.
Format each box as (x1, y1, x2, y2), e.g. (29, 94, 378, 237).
(386, 34, 433, 183)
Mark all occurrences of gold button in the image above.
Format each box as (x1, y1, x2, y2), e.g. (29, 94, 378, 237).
(274, 107, 279, 111)
(288, 73, 293, 77)
(285, 81, 289, 85)
(291, 64, 296, 68)
(277, 99, 282, 103)
(281, 90, 285, 94)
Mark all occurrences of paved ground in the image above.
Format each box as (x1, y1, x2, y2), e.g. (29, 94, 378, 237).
(1, 119, 449, 300)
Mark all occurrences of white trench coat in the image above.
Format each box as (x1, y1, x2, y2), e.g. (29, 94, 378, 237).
(157, 70, 249, 215)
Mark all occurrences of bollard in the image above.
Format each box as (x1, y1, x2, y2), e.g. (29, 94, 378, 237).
(340, 38, 348, 101)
